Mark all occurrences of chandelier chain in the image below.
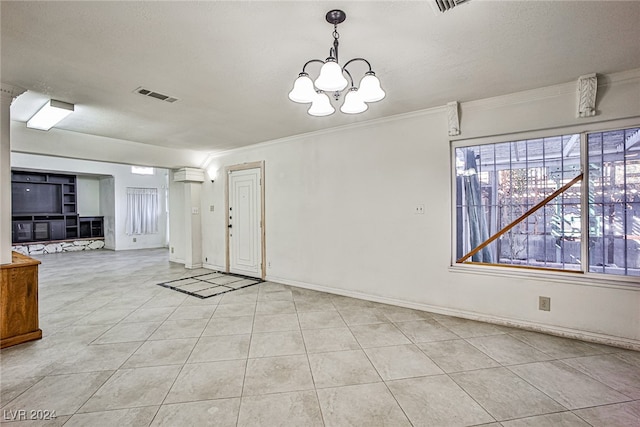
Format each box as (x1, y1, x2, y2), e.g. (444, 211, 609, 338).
(332, 26, 340, 63)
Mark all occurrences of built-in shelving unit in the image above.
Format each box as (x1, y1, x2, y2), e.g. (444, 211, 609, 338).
(79, 216, 104, 239)
(11, 171, 83, 243)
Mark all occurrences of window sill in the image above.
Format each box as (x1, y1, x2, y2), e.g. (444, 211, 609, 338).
(449, 263, 640, 291)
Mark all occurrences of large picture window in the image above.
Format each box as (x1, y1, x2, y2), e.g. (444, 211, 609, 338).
(454, 126, 640, 278)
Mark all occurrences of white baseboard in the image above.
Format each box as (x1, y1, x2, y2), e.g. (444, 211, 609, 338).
(267, 275, 640, 351)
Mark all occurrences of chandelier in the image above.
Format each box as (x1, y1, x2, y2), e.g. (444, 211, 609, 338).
(288, 10, 385, 117)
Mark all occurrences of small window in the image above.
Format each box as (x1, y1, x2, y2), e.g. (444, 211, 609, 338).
(131, 166, 154, 175)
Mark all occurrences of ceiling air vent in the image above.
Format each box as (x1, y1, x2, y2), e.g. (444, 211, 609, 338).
(433, 0, 471, 13)
(134, 87, 179, 103)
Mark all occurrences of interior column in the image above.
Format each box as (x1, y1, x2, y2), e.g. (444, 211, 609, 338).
(0, 84, 25, 265)
(173, 168, 204, 269)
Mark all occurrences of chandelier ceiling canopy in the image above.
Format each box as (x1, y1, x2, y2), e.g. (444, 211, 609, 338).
(288, 10, 385, 117)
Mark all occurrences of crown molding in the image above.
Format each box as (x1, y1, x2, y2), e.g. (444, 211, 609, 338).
(201, 104, 447, 167)
(598, 67, 640, 85)
(461, 68, 640, 112)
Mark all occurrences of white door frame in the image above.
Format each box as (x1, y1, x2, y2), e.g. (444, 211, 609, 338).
(225, 161, 266, 279)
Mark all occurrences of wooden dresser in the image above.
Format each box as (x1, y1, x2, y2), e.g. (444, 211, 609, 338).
(1, 251, 42, 348)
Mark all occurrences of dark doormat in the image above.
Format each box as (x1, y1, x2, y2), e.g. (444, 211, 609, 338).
(157, 271, 263, 299)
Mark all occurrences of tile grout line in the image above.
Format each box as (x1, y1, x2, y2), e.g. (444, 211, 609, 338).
(236, 284, 260, 426)
(295, 296, 327, 427)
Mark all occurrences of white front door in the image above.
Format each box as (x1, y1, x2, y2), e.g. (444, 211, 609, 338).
(228, 168, 261, 277)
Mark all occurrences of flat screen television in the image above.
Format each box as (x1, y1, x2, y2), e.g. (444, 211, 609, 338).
(12, 183, 62, 214)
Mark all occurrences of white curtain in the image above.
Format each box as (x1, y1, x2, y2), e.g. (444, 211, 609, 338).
(126, 187, 159, 235)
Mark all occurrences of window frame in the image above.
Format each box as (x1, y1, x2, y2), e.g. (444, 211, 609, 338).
(450, 118, 640, 287)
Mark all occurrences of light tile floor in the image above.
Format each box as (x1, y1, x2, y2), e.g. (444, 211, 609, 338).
(1, 248, 639, 426)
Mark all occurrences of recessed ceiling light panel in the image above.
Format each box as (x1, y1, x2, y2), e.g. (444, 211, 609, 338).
(26, 99, 74, 131)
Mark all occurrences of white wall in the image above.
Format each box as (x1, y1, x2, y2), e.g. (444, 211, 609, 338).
(11, 153, 169, 251)
(200, 69, 640, 349)
(76, 176, 100, 216)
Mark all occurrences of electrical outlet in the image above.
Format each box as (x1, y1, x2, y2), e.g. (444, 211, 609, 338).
(133, 237, 137, 243)
(268, 261, 272, 268)
(539, 296, 551, 311)
(415, 204, 425, 214)
(210, 205, 215, 212)
(205, 257, 208, 262)
(171, 247, 174, 254)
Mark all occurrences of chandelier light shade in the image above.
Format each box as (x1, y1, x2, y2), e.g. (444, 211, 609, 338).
(340, 88, 368, 114)
(26, 99, 74, 131)
(288, 73, 316, 103)
(315, 60, 349, 92)
(290, 10, 385, 117)
(308, 91, 335, 117)
(358, 72, 386, 103)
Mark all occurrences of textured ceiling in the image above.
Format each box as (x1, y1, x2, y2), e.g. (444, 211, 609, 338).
(3, 1, 640, 154)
